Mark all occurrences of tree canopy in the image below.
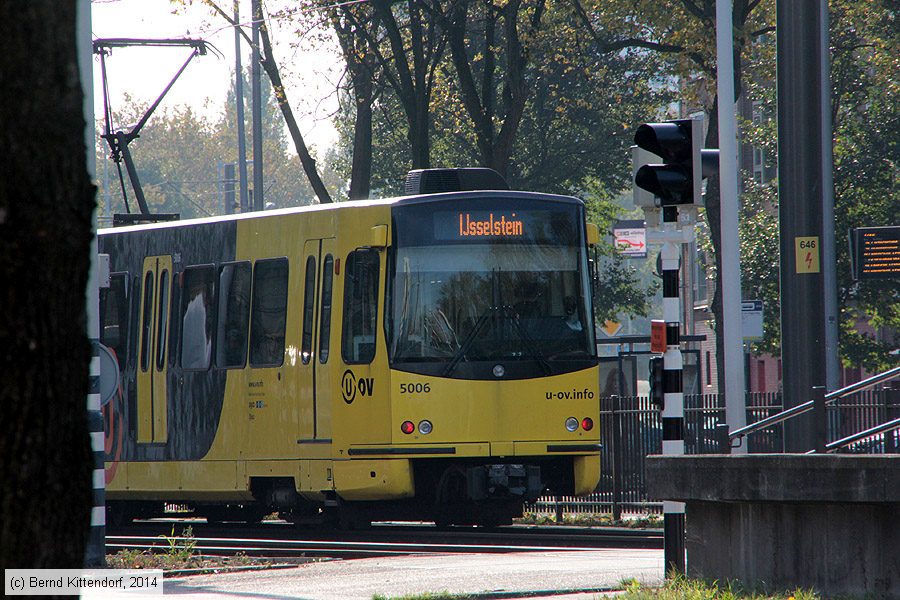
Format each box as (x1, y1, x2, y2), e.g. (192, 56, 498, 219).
(154, 0, 897, 370)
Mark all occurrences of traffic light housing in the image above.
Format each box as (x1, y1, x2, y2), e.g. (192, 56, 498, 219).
(649, 356, 664, 409)
(633, 118, 702, 206)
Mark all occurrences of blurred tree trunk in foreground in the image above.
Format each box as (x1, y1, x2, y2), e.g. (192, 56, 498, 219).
(0, 0, 95, 570)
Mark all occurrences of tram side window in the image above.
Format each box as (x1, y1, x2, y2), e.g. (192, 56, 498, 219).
(180, 265, 217, 370)
(250, 258, 288, 367)
(168, 272, 181, 368)
(140, 271, 155, 373)
(319, 255, 334, 364)
(300, 256, 316, 365)
(216, 262, 251, 368)
(129, 275, 141, 369)
(99, 272, 129, 362)
(342, 249, 379, 364)
(155, 269, 170, 371)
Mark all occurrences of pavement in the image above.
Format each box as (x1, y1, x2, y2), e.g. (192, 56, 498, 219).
(153, 549, 664, 599)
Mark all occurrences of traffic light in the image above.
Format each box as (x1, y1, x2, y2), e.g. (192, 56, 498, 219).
(633, 118, 703, 206)
(649, 356, 664, 409)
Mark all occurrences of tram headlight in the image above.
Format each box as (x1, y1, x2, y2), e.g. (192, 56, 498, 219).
(418, 420, 433, 435)
(565, 417, 579, 432)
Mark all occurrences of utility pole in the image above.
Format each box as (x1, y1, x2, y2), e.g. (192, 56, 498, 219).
(777, 1, 829, 451)
(251, 0, 264, 211)
(715, 0, 747, 448)
(234, 1, 249, 212)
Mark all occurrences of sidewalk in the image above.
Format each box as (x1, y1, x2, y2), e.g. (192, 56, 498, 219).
(157, 549, 664, 599)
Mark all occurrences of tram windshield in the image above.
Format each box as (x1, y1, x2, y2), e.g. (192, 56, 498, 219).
(388, 195, 596, 379)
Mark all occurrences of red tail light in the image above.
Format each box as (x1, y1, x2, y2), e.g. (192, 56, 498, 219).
(581, 417, 594, 431)
(400, 420, 415, 434)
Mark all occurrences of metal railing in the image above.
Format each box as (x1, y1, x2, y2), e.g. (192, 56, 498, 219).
(527, 375, 899, 518)
(819, 416, 900, 453)
(729, 365, 900, 452)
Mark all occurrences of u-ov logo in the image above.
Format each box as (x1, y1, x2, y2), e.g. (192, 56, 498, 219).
(342, 369, 374, 404)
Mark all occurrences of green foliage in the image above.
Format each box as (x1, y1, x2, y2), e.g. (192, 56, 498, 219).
(372, 593, 469, 600)
(96, 70, 339, 220)
(735, 0, 899, 370)
(582, 183, 659, 324)
(736, 179, 781, 357)
(162, 525, 197, 562)
(828, 0, 900, 371)
(517, 511, 662, 528)
(608, 575, 821, 600)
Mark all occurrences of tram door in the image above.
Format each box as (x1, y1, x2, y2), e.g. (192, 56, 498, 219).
(298, 239, 336, 443)
(136, 255, 172, 444)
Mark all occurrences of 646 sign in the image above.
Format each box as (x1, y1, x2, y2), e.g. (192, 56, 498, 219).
(342, 369, 374, 404)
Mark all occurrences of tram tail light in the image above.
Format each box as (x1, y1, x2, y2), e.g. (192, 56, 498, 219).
(400, 421, 415, 435)
(581, 417, 594, 431)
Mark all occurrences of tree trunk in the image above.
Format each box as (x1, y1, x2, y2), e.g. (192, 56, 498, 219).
(0, 0, 95, 570)
(704, 102, 726, 396)
(443, 0, 538, 179)
(372, 0, 434, 169)
(349, 73, 374, 200)
(205, 1, 334, 203)
(258, 20, 333, 203)
(333, 6, 376, 200)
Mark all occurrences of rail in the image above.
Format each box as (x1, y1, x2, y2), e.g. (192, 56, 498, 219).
(815, 416, 900, 454)
(729, 365, 900, 449)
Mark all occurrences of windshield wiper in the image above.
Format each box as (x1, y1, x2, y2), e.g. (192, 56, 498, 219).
(441, 305, 552, 377)
(441, 308, 492, 377)
(504, 306, 552, 375)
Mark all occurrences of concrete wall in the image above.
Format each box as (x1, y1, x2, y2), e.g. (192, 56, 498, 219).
(687, 501, 898, 597)
(646, 455, 900, 598)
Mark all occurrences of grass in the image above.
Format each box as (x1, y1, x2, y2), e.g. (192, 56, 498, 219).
(370, 577, 825, 600)
(373, 594, 470, 600)
(601, 575, 822, 600)
(106, 525, 269, 572)
(516, 512, 662, 528)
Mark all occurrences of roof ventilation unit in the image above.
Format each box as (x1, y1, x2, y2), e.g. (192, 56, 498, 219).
(404, 168, 509, 195)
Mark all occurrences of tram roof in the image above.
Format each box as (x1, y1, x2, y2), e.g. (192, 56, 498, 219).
(98, 189, 584, 236)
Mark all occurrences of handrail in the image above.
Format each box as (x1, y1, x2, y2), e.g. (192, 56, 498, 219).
(729, 364, 900, 445)
(804, 416, 900, 454)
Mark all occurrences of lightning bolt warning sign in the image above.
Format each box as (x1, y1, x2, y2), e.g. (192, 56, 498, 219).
(795, 236, 821, 273)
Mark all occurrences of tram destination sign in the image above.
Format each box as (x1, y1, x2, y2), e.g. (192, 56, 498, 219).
(850, 226, 900, 280)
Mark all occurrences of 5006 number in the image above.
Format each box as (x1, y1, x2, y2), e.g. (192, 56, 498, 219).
(399, 383, 431, 394)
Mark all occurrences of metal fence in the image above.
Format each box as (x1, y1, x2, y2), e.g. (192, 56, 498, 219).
(528, 388, 899, 518)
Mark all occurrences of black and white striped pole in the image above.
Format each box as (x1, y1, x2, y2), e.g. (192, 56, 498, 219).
(633, 117, 716, 576)
(86, 339, 107, 567)
(79, 0, 106, 567)
(659, 206, 685, 575)
(648, 207, 688, 575)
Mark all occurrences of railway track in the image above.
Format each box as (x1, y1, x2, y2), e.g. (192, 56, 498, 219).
(107, 520, 662, 559)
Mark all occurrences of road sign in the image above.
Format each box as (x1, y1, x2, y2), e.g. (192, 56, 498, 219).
(601, 320, 622, 337)
(741, 300, 764, 340)
(795, 236, 820, 273)
(613, 220, 647, 258)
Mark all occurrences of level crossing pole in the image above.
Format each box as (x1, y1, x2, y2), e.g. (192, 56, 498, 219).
(654, 206, 688, 575)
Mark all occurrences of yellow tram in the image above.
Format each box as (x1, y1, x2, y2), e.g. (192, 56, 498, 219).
(99, 169, 602, 527)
